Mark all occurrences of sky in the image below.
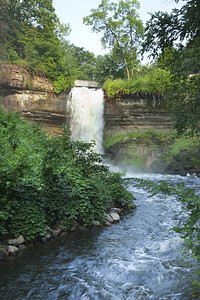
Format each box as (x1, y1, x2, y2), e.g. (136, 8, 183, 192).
(53, 0, 184, 57)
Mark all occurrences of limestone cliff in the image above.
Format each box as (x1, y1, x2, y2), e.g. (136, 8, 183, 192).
(103, 92, 173, 139)
(1, 63, 199, 175)
(0, 63, 68, 133)
(103, 94, 200, 176)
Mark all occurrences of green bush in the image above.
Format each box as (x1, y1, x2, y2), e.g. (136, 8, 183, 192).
(0, 109, 134, 241)
(103, 68, 171, 98)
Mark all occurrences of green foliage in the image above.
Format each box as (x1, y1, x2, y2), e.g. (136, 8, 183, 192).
(103, 67, 171, 98)
(168, 74, 200, 137)
(94, 53, 126, 83)
(142, 11, 180, 59)
(142, 0, 200, 136)
(164, 136, 200, 160)
(142, 0, 200, 60)
(104, 131, 174, 148)
(83, 0, 144, 80)
(0, 109, 134, 240)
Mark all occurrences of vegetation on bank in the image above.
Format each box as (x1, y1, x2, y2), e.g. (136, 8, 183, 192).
(104, 131, 200, 152)
(104, 131, 200, 174)
(0, 108, 134, 242)
(103, 67, 171, 98)
(104, 131, 173, 149)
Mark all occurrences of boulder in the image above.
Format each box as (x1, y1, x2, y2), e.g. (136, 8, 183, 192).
(52, 229, 61, 237)
(111, 208, 122, 215)
(18, 244, 27, 251)
(57, 224, 68, 232)
(7, 245, 20, 255)
(16, 235, 25, 245)
(8, 239, 18, 246)
(93, 221, 101, 227)
(109, 211, 120, 222)
(46, 225, 53, 233)
(105, 221, 112, 227)
(105, 213, 114, 223)
(8, 235, 25, 246)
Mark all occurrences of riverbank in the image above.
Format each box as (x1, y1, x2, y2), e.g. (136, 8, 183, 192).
(0, 108, 135, 259)
(0, 172, 198, 299)
(0, 206, 135, 259)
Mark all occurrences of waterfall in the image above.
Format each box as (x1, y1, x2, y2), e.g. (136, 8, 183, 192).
(67, 85, 104, 153)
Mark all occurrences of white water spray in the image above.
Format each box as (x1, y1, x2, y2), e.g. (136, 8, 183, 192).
(67, 86, 104, 153)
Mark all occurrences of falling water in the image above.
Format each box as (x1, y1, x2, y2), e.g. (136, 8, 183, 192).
(0, 84, 199, 299)
(67, 86, 104, 153)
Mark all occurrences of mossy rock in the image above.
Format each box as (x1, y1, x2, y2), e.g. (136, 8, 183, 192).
(104, 131, 200, 175)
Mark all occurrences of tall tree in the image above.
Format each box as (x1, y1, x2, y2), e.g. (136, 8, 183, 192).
(142, 0, 200, 136)
(142, 0, 200, 60)
(83, 0, 144, 80)
(142, 11, 180, 60)
(0, 0, 74, 92)
(95, 53, 126, 83)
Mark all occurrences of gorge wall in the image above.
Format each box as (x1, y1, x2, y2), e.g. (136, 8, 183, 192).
(0, 63, 173, 136)
(103, 92, 173, 139)
(1, 63, 199, 176)
(0, 63, 67, 134)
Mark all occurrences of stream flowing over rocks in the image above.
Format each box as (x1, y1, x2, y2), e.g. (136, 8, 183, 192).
(0, 173, 199, 299)
(0, 78, 199, 299)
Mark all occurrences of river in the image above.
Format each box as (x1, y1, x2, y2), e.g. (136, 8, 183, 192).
(0, 84, 199, 299)
(0, 172, 199, 299)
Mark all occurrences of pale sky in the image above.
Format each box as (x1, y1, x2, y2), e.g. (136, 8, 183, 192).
(53, 0, 184, 57)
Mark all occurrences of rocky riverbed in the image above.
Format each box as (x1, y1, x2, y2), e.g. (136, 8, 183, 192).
(0, 208, 126, 259)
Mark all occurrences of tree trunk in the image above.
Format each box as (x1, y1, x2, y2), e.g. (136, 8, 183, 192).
(124, 57, 130, 80)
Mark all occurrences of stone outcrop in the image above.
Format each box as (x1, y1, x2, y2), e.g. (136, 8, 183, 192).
(75, 80, 101, 88)
(0, 63, 54, 92)
(104, 92, 173, 140)
(0, 63, 69, 134)
(105, 131, 200, 176)
(1, 63, 173, 136)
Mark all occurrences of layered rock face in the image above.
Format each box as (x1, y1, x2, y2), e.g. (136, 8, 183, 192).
(0, 63, 68, 134)
(1, 63, 173, 136)
(104, 92, 173, 139)
(1, 63, 199, 175)
(103, 94, 200, 176)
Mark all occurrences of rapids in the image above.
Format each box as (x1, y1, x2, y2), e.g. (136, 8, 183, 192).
(0, 84, 199, 299)
(0, 173, 199, 299)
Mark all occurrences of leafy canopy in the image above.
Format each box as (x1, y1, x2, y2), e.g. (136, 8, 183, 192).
(142, 0, 200, 137)
(83, 0, 144, 80)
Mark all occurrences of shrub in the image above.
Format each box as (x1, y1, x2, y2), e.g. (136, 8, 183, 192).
(0, 109, 135, 240)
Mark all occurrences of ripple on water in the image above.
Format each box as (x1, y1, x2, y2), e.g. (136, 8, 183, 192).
(0, 173, 199, 299)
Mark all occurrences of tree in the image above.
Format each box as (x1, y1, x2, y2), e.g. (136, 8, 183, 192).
(175, 0, 200, 44)
(0, 0, 75, 92)
(142, 0, 200, 60)
(70, 45, 97, 81)
(95, 53, 126, 83)
(142, 0, 200, 136)
(83, 0, 144, 80)
(142, 11, 180, 60)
